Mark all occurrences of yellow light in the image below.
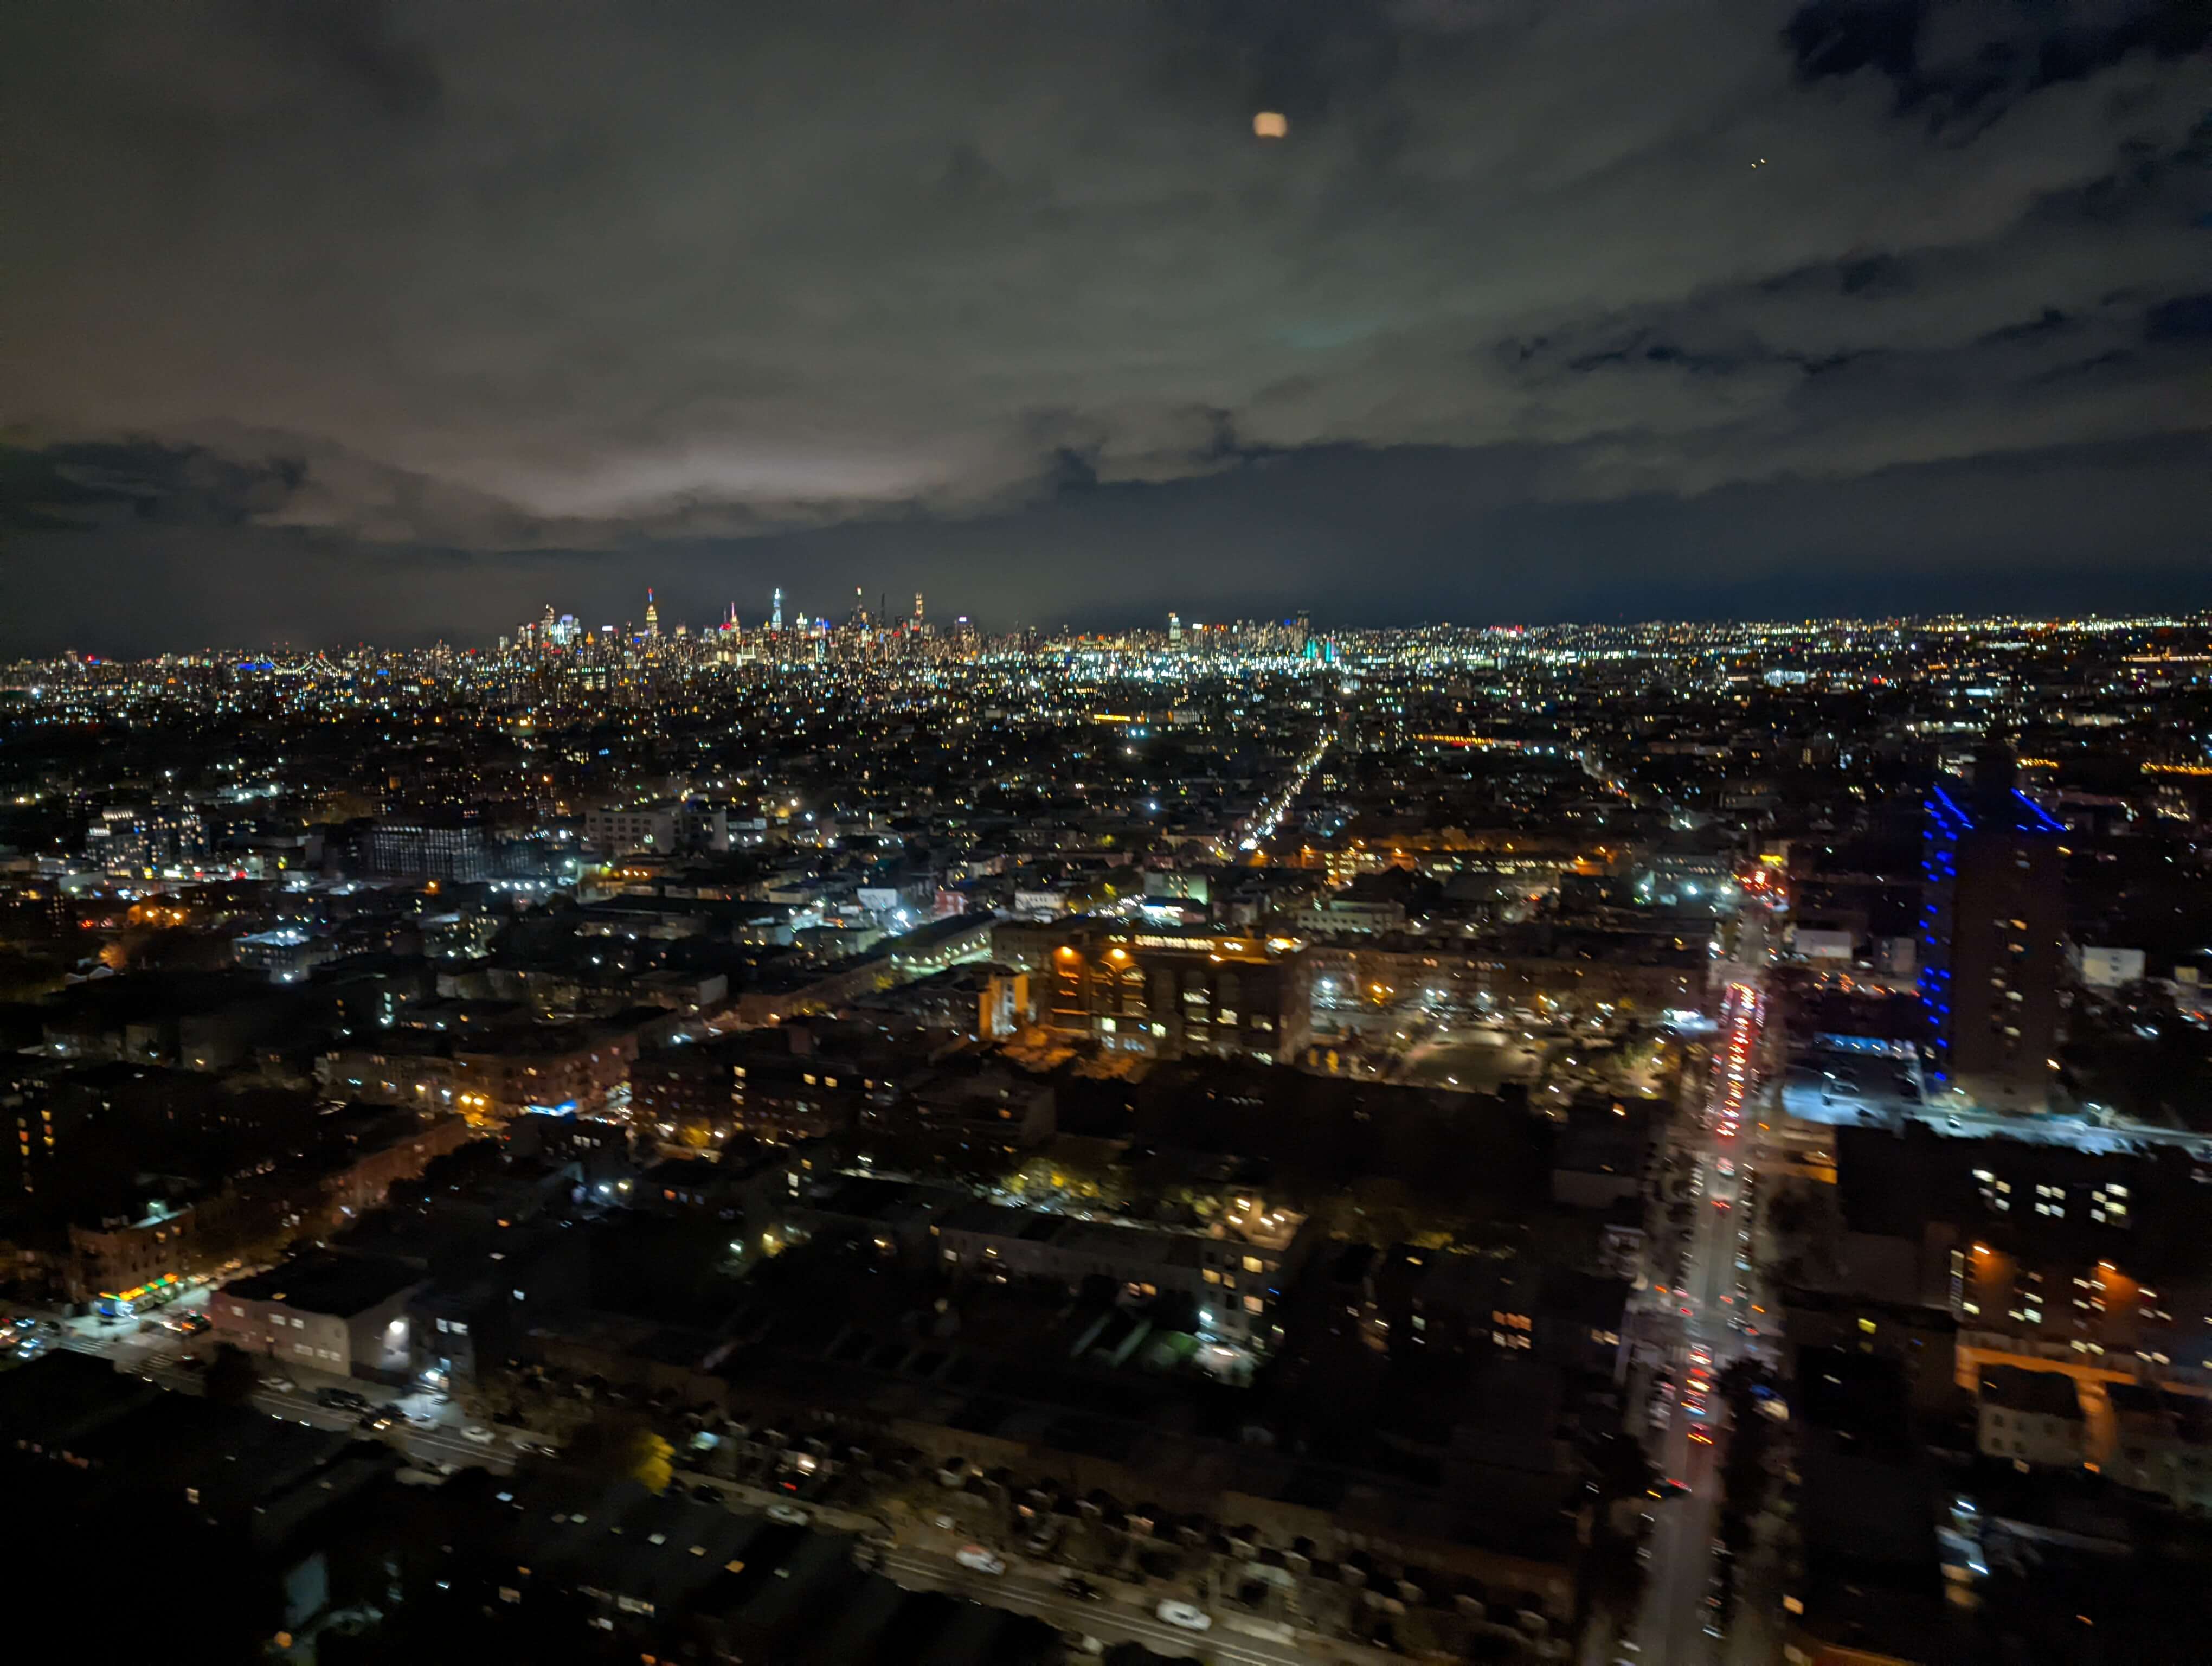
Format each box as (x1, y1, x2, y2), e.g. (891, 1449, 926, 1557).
(1253, 111, 1288, 139)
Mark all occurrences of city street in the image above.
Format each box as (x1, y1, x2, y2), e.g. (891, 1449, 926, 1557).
(870, 1543, 1314, 1665)
(52, 1314, 515, 1473)
(1226, 729, 1335, 857)
(1630, 911, 1776, 1666)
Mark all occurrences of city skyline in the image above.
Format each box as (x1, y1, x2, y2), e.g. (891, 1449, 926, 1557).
(16, 596, 2212, 664)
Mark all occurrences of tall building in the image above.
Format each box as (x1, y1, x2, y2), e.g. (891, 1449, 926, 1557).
(363, 809, 488, 883)
(912, 591, 925, 632)
(644, 588, 660, 640)
(771, 588, 783, 632)
(1919, 745, 2066, 1114)
(1168, 611, 1183, 646)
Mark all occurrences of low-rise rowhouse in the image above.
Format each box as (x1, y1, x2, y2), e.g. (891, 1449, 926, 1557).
(211, 1253, 425, 1381)
(311, 1108, 477, 1226)
(61, 1111, 471, 1306)
(67, 1199, 197, 1307)
(318, 1024, 639, 1122)
(2105, 1382, 2212, 1511)
(631, 1034, 874, 1149)
(898, 1061, 1056, 1155)
(934, 1198, 1317, 1346)
(639, 1140, 820, 1228)
(1976, 1364, 2086, 1469)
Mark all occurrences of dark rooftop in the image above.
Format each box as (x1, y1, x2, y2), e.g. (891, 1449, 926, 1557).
(222, 1251, 424, 1316)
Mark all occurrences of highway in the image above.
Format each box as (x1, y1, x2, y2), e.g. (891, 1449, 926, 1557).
(1631, 910, 1775, 1666)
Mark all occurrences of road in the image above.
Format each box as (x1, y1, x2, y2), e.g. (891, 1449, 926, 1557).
(870, 1543, 1317, 1665)
(1631, 910, 1776, 1666)
(666, 1464, 1401, 1665)
(55, 1323, 513, 1473)
(1225, 729, 1334, 857)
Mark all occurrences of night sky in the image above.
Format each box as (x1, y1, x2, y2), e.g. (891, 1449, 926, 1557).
(4, 2, 2210, 651)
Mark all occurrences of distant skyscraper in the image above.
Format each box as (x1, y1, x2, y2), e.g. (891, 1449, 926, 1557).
(1920, 743, 2066, 1114)
(1168, 612, 1183, 646)
(645, 588, 660, 640)
(771, 588, 783, 632)
(913, 592, 925, 631)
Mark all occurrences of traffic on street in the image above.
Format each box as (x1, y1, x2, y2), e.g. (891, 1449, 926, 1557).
(1628, 907, 1778, 1666)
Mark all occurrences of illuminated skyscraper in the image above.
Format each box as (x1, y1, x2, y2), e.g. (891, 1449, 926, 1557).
(913, 592, 925, 631)
(645, 588, 660, 640)
(1919, 744, 2066, 1114)
(771, 588, 783, 632)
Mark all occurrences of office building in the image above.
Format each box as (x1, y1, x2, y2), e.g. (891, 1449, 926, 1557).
(363, 809, 488, 883)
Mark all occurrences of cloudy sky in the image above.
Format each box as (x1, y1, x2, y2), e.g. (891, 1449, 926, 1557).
(4, 1, 2209, 650)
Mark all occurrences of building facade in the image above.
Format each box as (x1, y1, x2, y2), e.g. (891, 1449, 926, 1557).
(211, 1253, 425, 1380)
(1045, 926, 1293, 1061)
(1919, 749, 2065, 1113)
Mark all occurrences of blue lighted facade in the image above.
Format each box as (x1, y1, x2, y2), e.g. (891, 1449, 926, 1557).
(1918, 772, 2065, 1112)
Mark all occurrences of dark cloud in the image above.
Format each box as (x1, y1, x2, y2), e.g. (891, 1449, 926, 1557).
(1, 1, 2208, 647)
(1786, 1, 2210, 125)
(0, 440, 311, 534)
(2146, 292, 2212, 339)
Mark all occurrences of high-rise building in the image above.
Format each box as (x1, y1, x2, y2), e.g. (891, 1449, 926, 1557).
(645, 588, 660, 640)
(1168, 612, 1183, 646)
(363, 809, 488, 883)
(1919, 744, 2066, 1114)
(913, 592, 925, 632)
(771, 588, 783, 632)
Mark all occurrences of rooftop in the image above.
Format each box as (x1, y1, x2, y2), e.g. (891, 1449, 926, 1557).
(222, 1251, 425, 1317)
